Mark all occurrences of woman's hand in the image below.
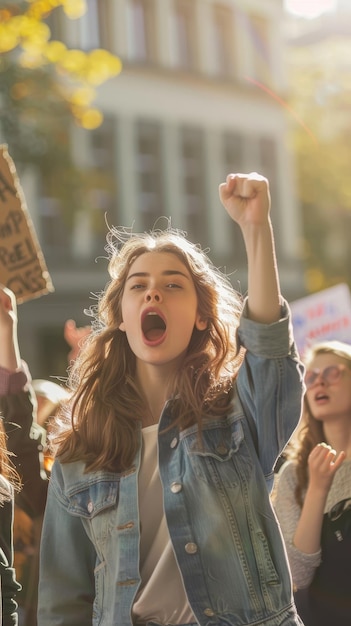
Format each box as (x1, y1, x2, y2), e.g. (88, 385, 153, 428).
(293, 442, 346, 555)
(308, 442, 346, 495)
(219, 172, 270, 228)
(0, 285, 17, 337)
(64, 319, 91, 363)
(219, 172, 280, 323)
(0, 285, 21, 370)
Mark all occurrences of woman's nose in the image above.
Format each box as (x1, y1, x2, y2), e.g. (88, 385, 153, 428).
(311, 372, 326, 387)
(145, 288, 161, 302)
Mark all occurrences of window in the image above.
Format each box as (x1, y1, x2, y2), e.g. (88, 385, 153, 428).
(258, 136, 278, 201)
(45, 0, 114, 51)
(37, 326, 71, 380)
(258, 136, 281, 250)
(78, 0, 115, 50)
(38, 193, 70, 261)
(222, 132, 246, 264)
(247, 13, 272, 83)
(179, 126, 207, 242)
(38, 118, 117, 262)
(135, 120, 164, 230)
(171, 0, 197, 70)
(86, 116, 118, 255)
(126, 0, 157, 63)
(77, 0, 100, 49)
(44, 6, 64, 41)
(38, 153, 73, 262)
(223, 132, 244, 173)
(212, 4, 236, 77)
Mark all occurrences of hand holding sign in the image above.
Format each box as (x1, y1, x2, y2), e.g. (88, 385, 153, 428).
(0, 144, 54, 303)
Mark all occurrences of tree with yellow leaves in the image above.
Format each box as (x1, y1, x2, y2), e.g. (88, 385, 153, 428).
(0, 0, 122, 130)
(0, 0, 122, 232)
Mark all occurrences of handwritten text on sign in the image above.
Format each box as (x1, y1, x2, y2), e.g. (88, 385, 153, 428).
(290, 283, 351, 356)
(0, 145, 54, 303)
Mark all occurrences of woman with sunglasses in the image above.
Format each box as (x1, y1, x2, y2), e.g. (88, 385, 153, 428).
(274, 340, 351, 626)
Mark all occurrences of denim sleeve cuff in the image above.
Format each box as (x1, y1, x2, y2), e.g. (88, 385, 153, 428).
(0, 364, 29, 396)
(237, 297, 294, 358)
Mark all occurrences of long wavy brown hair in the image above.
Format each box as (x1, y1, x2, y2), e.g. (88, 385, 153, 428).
(53, 226, 244, 472)
(287, 340, 351, 507)
(0, 421, 21, 504)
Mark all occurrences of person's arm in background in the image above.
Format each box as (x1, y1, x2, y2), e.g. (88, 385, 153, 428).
(64, 319, 91, 364)
(291, 443, 344, 555)
(274, 460, 322, 589)
(0, 286, 48, 519)
(0, 286, 21, 372)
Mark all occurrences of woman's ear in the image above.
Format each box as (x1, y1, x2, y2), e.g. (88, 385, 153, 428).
(119, 321, 126, 332)
(195, 314, 207, 331)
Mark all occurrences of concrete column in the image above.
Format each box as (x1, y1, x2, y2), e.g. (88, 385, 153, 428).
(195, 0, 214, 74)
(161, 122, 183, 228)
(203, 128, 232, 256)
(113, 0, 128, 57)
(116, 115, 138, 226)
(155, 0, 172, 66)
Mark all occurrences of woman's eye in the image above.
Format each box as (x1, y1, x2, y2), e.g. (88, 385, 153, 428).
(129, 282, 182, 290)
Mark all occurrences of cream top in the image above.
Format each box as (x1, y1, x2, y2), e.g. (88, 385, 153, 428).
(132, 424, 195, 625)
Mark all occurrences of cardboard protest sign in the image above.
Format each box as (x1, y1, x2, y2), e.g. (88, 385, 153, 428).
(0, 144, 54, 303)
(290, 283, 351, 356)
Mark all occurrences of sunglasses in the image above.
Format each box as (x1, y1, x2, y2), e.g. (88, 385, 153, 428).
(305, 364, 347, 390)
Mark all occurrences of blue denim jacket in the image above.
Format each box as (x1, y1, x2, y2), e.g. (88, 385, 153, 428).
(38, 301, 305, 626)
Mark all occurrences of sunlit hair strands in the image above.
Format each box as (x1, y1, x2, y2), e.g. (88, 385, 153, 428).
(0, 422, 21, 503)
(52, 226, 245, 473)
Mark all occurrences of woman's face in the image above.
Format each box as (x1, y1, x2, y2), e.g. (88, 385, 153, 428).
(305, 352, 351, 422)
(119, 251, 207, 371)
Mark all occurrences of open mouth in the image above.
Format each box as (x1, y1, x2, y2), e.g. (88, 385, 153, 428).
(315, 392, 329, 401)
(142, 311, 166, 342)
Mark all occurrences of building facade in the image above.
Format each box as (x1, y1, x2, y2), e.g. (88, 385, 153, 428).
(18, 0, 304, 378)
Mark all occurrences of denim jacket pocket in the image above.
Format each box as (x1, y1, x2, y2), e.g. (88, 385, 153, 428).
(66, 479, 119, 519)
(183, 417, 250, 486)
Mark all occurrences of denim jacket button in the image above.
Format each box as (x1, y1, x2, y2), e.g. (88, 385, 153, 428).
(170, 482, 182, 493)
(170, 437, 178, 448)
(216, 444, 228, 455)
(185, 542, 198, 554)
(204, 608, 215, 617)
(87, 501, 94, 513)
